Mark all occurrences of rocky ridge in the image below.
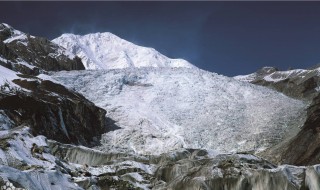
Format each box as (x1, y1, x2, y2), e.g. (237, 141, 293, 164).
(234, 66, 320, 100)
(0, 23, 85, 75)
(0, 75, 113, 147)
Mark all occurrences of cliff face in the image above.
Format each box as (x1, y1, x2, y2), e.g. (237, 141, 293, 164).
(235, 67, 320, 166)
(0, 76, 117, 147)
(0, 23, 111, 146)
(0, 24, 122, 189)
(261, 93, 320, 166)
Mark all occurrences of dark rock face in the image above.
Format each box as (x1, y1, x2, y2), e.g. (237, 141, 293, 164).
(255, 66, 279, 76)
(235, 67, 320, 166)
(264, 93, 320, 166)
(235, 66, 320, 100)
(0, 77, 116, 146)
(0, 23, 85, 75)
(253, 74, 320, 100)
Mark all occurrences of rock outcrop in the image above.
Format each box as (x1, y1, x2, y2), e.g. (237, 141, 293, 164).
(234, 66, 320, 100)
(0, 127, 82, 190)
(261, 93, 320, 166)
(0, 75, 116, 146)
(0, 23, 85, 75)
(235, 67, 320, 166)
(48, 143, 320, 190)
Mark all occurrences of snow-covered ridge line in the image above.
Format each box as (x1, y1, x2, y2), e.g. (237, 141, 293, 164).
(52, 32, 195, 70)
(234, 66, 320, 83)
(0, 23, 75, 60)
(1, 23, 28, 45)
(0, 23, 85, 74)
(233, 66, 320, 101)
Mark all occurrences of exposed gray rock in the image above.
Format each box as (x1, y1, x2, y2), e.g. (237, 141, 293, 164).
(47, 142, 320, 190)
(234, 66, 320, 100)
(0, 76, 117, 147)
(260, 93, 320, 166)
(0, 127, 82, 190)
(234, 67, 320, 166)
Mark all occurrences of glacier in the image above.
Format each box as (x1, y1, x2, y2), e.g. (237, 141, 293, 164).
(49, 67, 307, 155)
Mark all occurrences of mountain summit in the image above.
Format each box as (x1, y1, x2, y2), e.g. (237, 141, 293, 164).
(53, 32, 195, 70)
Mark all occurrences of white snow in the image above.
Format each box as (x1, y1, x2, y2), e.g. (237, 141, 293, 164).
(16, 59, 36, 69)
(0, 127, 81, 190)
(88, 160, 156, 176)
(3, 26, 28, 45)
(0, 56, 7, 64)
(0, 111, 13, 130)
(233, 73, 257, 82)
(234, 67, 315, 83)
(52, 32, 195, 70)
(3, 34, 27, 44)
(263, 75, 287, 82)
(50, 67, 307, 155)
(37, 74, 63, 85)
(0, 166, 81, 190)
(0, 65, 19, 86)
(263, 69, 307, 82)
(48, 46, 76, 60)
(3, 128, 54, 168)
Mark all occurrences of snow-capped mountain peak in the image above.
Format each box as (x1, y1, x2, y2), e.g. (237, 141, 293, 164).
(52, 32, 195, 70)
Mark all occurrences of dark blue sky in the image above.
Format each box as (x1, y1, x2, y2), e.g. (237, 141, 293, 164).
(1, 1, 320, 76)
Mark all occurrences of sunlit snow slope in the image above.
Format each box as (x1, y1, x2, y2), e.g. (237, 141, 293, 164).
(52, 33, 194, 70)
(50, 67, 307, 155)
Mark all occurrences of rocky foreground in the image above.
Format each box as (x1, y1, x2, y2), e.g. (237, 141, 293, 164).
(1, 126, 320, 190)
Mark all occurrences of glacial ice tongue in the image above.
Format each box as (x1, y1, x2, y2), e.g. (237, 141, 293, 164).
(50, 67, 307, 155)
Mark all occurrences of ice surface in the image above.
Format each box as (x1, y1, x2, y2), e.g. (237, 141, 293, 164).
(51, 67, 307, 155)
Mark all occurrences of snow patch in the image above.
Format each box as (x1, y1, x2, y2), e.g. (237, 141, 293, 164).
(0, 65, 19, 86)
(15, 60, 36, 69)
(3, 30, 27, 44)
